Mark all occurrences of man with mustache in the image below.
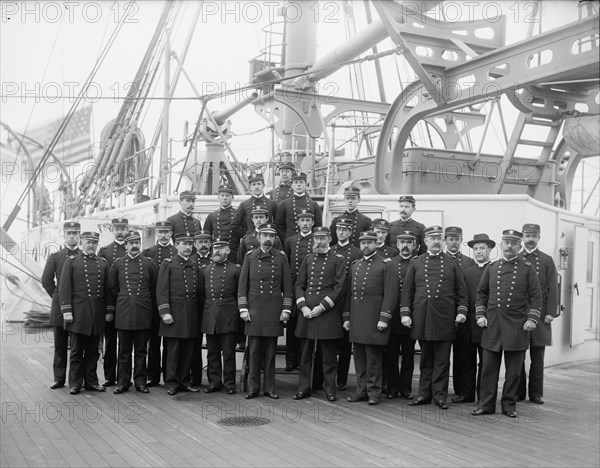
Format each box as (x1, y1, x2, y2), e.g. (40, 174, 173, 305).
(199, 237, 240, 394)
(293, 227, 346, 402)
(270, 162, 296, 204)
(389, 195, 426, 255)
(373, 218, 399, 258)
(472, 229, 542, 418)
(98, 218, 129, 387)
(232, 173, 277, 240)
(109, 231, 158, 394)
(60, 231, 115, 394)
(157, 233, 202, 396)
(42, 221, 81, 390)
(384, 231, 418, 400)
(203, 184, 239, 262)
(167, 191, 201, 239)
(401, 225, 468, 410)
(191, 230, 212, 267)
(344, 231, 396, 405)
(452, 233, 495, 404)
(238, 224, 293, 400)
(517, 223, 559, 405)
(237, 207, 282, 263)
(329, 186, 372, 247)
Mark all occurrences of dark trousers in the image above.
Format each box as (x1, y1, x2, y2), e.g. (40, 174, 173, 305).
(69, 332, 101, 389)
(190, 334, 204, 386)
(247, 336, 277, 394)
(353, 343, 383, 399)
(518, 345, 546, 399)
(103, 320, 118, 382)
(53, 326, 69, 383)
(383, 333, 415, 394)
(452, 341, 462, 395)
(117, 329, 150, 388)
(454, 341, 483, 401)
(164, 337, 194, 390)
(479, 348, 526, 413)
(147, 315, 167, 383)
(298, 338, 337, 395)
(337, 330, 352, 386)
(418, 340, 452, 402)
(206, 332, 237, 390)
(285, 310, 301, 367)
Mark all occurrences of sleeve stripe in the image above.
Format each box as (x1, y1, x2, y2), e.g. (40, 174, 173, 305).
(400, 307, 410, 313)
(380, 312, 392, 319)
(475, 306, 486, 313)
(296, 297, 306, 306)
(158, 304, 170, 310)
(457, 305, 468, 313)
(530, 309, 541, 318)
(324, 296, 335, 308)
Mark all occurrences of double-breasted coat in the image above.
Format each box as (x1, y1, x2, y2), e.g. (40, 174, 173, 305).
(275, 194, 322, 241)
(199, 260, 240, 335)
(389, 218, 426, 255)
(42, 246, 81, 327)
(456, 262, 489, 344)
(166, 211, 201, 236)
(329, 210, 372, 247)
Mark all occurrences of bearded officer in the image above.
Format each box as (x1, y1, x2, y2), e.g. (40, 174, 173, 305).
(472, 229, 542, 418)
(42, 221, 81, 389)
(59, 231, 115, 394)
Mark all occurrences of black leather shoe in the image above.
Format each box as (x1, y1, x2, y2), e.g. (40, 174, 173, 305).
(471, 408, 493, 416)
(346, 393, 368, 402)
(451, 395, 475, 403)
(336, 383, 347, 391)
(435, 400, 449, 410)
(69, 387, 80, 395)
(227, 388, 236, 395)
(284, 364, 298, 372)
(386, 391, 398, 400)
(183, 386, 200, 393)
(204, 385, 222, 394)
(408, 396, 431, 406)
(102, 380, 116, 387)
(327, 394, 337, 402)
(50, 381, 64, 390)
(264, 392, 279, 399)
(503, 410, 517, 418)
(245, 392, 259, 399)
(113, 385, 128, 394)
(368, 397, 380, 405)
(85, 384, 106, 392)
(167, 388, 177, 396)
(530, 396, 544, 404)
(400, 392, 414, 400)
(135, 386, 149, 394)
(293, 391, 311, 400)
(146, 380, 160, 387)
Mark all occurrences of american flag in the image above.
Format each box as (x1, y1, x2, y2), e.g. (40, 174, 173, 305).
(25, 106, 93, 163)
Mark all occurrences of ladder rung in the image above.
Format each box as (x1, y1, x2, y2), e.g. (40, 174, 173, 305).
(517, 139, 554, 147)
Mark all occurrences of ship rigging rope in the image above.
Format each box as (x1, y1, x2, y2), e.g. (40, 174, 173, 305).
(2, 278, 49, 309)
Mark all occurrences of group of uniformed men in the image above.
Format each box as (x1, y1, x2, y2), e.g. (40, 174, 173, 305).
(43, 163, 558, 418)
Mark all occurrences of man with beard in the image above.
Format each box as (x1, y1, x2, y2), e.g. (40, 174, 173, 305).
(142, 220, 176, 386)
(203, 184, 238, 262)
(167, 191, 201, 238)
(344, 231, 396, 405)
(232, 173, 277, 239)
(238, 224, 293, 400)
(98, 218, 128, 387)
(389, 196, 426, 255)
(401, 226, 468, 410)
(237, 207, 282, 263)
(517, 223, 559, 405)
(270, 162, 296, 204)
(373, 219, 399, 258)
(332, 218, 361, 391)
(60, 232, 115, 394)
(275, 172, 322, 243)
(452, 233, 495, 404)
(329, 186, 372, 247)
(109, 231, 158, 394)
(199, 238, 240, 394)
(384, 231, 418, 400)
(472, 229, 542, 418)
(157, 233, 202, 396)
(42, 221, 81, 389)
(293, 227, 346, 402)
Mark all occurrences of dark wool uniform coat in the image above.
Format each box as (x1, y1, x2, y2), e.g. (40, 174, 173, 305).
(332, 242, 362, 274)
(237, 230, 282, 264)
(344, 253, 396, 346)
(389, 218, 426, 255)
(518, 249, 559, 346)
(98, 240, 127, 267)
(456, 262, 490, 344)
(203, 205, 239, 259)
(166, 211, 201, 236)
(330, 210, 372, 247)
(270, 182, 293, 205)
(294, 250, 346, 340)
(199, 260, 240, 335)
(238, 248, 293, 337)
(376, 244, 399, 259)
(476, 256, 543, 352)
(59, 253, 115, 336)
(142, 243, 177, 266)
(284, 232, 313, 281)
(446, 251, 476, 270)
(232, 195, 277, 237)
(389, 255, 416, 336)
(156, 255, 202, 339)
(42, 246, 81, 326)
(109, 254, 158, 330)
(275, 194, 322, 241)
(400, 253, 469, 342)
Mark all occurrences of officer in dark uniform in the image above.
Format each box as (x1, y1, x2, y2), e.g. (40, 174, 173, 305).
(98, 217, 128, 387)
(401, 225, 469, 410)
(199, 237, 240, 394)
(332, 218, 361, 391)
(344, 231, 396, 405)
(329, 186, 372, 247)
(190, 230, 212, 267)
(293, 227, 346, 402)
(167, 191, 201, 237)
(238, 224, 293, 400)
(232, 173, 277, 238)
(384, 230, 418, 400)
(59, 231, 115, 394)
(283, 209, 315, 372)
(472, 229, 542, 418)
(237, 206, 282, 263)
(452, 233, 495, 404)
(275, 172, 322, 242)
(389, 195, 426, 255)
(42, 221, 82, 389)
(517, 223, 559, 405)
(203, 184, 239, 262)
(142, 220, 176, 386)
(270, 162, 295, 204)
(157, 233, 202, 396)
(373, 218, 399, 258)
(109, 231, 158, 394)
